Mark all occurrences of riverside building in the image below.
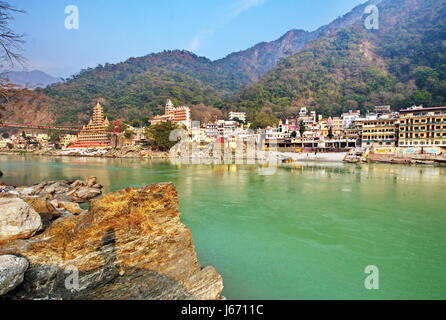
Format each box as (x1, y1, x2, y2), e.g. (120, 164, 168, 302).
(361, 115, 398, 148)
(151, 99, 191, 129)
(70, 102, 111, 148)
(398, 106, 446, 147)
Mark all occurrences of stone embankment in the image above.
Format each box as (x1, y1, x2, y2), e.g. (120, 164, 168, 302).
(0, 179, 223, 300)
(0, 147, 169, 159)
(367, 153, 446, 165)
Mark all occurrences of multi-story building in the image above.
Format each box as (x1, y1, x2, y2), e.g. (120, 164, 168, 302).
(171, 106, 191, 129)
(0, 137, 13, 149)
(398, 106, 446, 147)
(326, 117, 344, 137)
(70, 102, 111, 148)
(342, 110, 361, 129)
(60, 134, 78, 148)
(150, 99, 191, 129)
(361, 115, 398, 148)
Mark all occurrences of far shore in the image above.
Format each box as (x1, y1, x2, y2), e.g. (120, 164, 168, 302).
(1, 148, 446, 167)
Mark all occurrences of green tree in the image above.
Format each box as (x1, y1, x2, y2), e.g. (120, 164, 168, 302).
(291, 131, 297, 138)
(327, 126, 334, 139)
(251, 112, 278, 129)
(404, 90, 433, 108)
(48, 130, 61, 143)
(299, 120, 306, 137)
(129, 119, 142, 128)
(144, 121, 181, 151)
(124, 128, 134, 139)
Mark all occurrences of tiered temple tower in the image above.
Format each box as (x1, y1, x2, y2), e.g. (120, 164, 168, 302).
(71, 102, 111, 148)
(165, 99, 175, 115)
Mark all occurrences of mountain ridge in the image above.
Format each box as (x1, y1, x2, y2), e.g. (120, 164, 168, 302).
(1, 70, 61, 89)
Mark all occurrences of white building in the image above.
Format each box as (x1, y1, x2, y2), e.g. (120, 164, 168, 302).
(341, 110, 361, 129)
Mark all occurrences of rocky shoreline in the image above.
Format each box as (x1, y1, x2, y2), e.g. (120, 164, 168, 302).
(0, 146, 169, 159)
(0, 179, 224, 300)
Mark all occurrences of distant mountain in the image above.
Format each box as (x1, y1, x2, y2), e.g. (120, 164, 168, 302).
(215, 0, 382, 81)
(230, 0, 446, 118)
(1, 70, 61, 89)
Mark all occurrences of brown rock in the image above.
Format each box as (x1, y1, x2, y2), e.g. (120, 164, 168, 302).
(22, 197, 60, 219)
(56, 201, 83, 215)
(0, 183, 223, 300)
(86, 177, 98, 188)
(68, 187, 102, 203)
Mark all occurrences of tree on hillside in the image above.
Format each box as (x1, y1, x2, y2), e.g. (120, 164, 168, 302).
(190, 104, 223, 124)
(124, 128, 134, 139)
(144, 121, 181, 151)
(251, 112, 278, 129)
(299, 120, 306, 137)
(0, 1, 25, 120)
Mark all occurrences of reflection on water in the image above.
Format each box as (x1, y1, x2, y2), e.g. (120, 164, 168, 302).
(1, 154, 446, 299)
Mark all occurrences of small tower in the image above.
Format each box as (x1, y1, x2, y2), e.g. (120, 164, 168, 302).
(93, 102, 105, 125)
(165, 99, 174, 115)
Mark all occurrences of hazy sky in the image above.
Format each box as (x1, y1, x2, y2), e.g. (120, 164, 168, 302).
(8, 0, 366, 78)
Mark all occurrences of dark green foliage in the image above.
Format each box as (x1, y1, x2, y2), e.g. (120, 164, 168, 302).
(144, 121, 181, 151)
(250, 112, 279, 129)
(230, 0, 446, 117)
(299, 120, 306, 137)
(42, 50, 246, 125)
(327, 127, 334, 139)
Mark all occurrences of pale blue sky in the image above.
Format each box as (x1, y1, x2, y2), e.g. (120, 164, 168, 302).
(8, 0, 367, 78)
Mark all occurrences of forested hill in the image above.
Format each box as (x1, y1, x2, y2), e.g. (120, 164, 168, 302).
(41, 50, 236, 125)
(35, 0, 379, 125)
(229, 0, 446, 119)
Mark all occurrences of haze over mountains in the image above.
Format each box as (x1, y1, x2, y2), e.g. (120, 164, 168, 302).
(1, 70, 60, 89)
(4, 0, 446, 126)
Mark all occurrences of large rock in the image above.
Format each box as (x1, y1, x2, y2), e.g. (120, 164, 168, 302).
(0, 198, 42, 243)
(68, 187, 102, 203)
(0, 183, 223, 300)
(0, 255, 29, 296)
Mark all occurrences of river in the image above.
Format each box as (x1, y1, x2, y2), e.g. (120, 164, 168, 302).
(0, 154, 445, 299)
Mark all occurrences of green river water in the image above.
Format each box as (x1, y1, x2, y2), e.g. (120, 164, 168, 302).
(0, 155, 445, 300)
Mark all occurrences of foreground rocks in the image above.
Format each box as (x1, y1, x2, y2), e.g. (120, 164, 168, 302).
(0, 183, 223, 300)
(0, 198, 42, 243)
(0, 255, 29, 295)
(16, 177, 103, 203)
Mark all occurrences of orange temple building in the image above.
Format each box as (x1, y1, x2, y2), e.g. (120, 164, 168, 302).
(69, 102, 111, 148)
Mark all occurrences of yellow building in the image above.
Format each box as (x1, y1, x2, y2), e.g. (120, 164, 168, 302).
(398, 106, 446, 147)
(60, 134, 78, 148)
(361, 117, 397, 148)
